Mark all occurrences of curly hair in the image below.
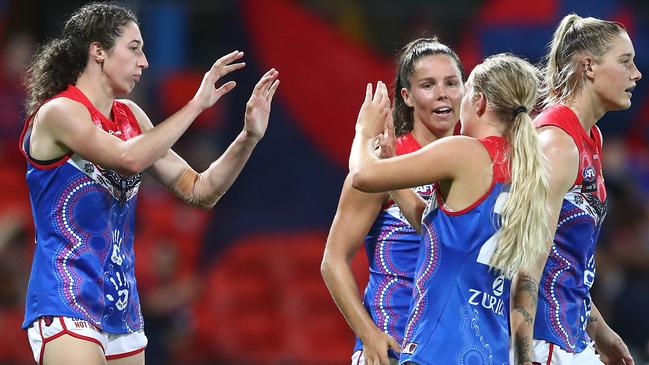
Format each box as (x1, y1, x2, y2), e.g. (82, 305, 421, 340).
(25, 2, 138, 115)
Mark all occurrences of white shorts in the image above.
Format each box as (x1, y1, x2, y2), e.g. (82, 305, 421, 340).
(351, 350, 399, 365)
(512, 340, 602, 365)
(27, 316, 147, 365)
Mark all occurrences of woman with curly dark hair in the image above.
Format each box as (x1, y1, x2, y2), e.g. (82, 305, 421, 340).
(20, 3, 279, 364)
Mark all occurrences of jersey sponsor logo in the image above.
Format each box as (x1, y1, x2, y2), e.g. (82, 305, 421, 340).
(581, 166, 597, 193)
(402, 342, 417, 354)
(71, 318, 101, 332)
(583, 166, 596, 183)
(413, 184, 433, 196)
(468, 275, 506, 316)
(386, 184, 435, 223)
(492, 275, 504, 296)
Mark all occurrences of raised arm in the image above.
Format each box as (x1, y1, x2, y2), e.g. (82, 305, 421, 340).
(376, 106, 427, 232)
(349, 82, 467, 194)
(141, 68, 280, 209)
(321, 176, 400, 365)
(510, 126, 577, 364)
(30, 51, 246, 176)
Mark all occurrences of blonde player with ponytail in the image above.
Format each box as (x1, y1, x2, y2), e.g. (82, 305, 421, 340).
(511, 14, 641, 365)
(349, 53, 550, 365)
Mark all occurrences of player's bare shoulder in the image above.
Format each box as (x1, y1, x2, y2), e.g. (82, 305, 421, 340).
(116, 98, 152, 131)
(537, 125, 578, 161)
(35, 97, 91, 128)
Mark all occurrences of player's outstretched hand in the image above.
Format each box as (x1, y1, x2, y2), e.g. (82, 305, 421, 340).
(244, 68, 280, 141)
(356, 81, 391, 138)
(192, 50, 246, 111)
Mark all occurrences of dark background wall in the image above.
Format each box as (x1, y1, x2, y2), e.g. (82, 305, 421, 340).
(0, 0, 648, 364)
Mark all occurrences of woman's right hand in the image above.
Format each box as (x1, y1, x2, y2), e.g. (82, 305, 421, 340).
(356, 81, 391, 138)
(360, 327, 401, 365)
(191, 50, 246, 111)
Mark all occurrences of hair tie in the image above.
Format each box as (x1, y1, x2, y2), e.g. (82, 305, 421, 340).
(512, 105, 528, 117)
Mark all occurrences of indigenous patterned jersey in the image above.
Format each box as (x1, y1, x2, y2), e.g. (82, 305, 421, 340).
(354, 132, 434, 359)
(400, 136, 511, 365)
(534, 105, 607, 353)
(21, 85, 144, 334)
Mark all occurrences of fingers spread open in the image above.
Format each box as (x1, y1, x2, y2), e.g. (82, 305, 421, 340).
(207, 51, 245, 82)
(372, 81, 383, 103)
(216, 80, 237, 97)
(379, 82, 390, 107)
(253, 69, 278, 95)
(365, 83, 373, 103)
(266, 79, 280, 101)
(220, 62, 246, 76)
(213, 50, 244, 69)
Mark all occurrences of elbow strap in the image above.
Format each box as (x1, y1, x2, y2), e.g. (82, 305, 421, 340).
(171, 168, 224, 208)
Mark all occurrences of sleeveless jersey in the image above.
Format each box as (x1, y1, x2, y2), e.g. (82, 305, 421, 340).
(534, 105, 607, 352)
(354, 132, 435, 359)
(400, 136, 512, 365)
(20, 85, 145, 334)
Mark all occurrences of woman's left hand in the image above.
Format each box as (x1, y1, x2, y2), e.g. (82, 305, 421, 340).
(244, 68, 280, 141)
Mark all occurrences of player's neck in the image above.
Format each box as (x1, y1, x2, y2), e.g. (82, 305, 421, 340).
(75, 73, 115, 119)
(563, 92, 605, 133)
(411, 120, 454, 146)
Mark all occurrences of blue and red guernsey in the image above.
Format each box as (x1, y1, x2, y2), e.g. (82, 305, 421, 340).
(399, 136, 512, 365)
(534, 105, 607, 353)
(354, 132, 435, 359)
(20, 85, 145, 334)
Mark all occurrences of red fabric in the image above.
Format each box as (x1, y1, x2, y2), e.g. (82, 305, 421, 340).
(436, 136, 510, 216)
(241, 0, 393, 168)
(480, 0, 556, 25)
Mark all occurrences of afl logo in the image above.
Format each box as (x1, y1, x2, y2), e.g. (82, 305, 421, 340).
(583, 166, 596, 183)
(492, 275, 505, 297)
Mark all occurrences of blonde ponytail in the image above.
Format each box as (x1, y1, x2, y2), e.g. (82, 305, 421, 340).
(491, 111, 550, 278)
(471, 54, 552, 278)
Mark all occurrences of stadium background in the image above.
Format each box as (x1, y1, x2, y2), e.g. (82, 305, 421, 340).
(0, 0, 647, 364)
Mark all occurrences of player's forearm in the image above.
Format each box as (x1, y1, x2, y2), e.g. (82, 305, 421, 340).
(173, 130, 260, 209)
(321, 255, 379, 340)
(586, 303, 609, 341)
(390, 188, 425, 232)
(120, 100, 203, 174)
(350, 129, 388, 193)
(510, 270, 541, 364)
(349, 125, 377, 174)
